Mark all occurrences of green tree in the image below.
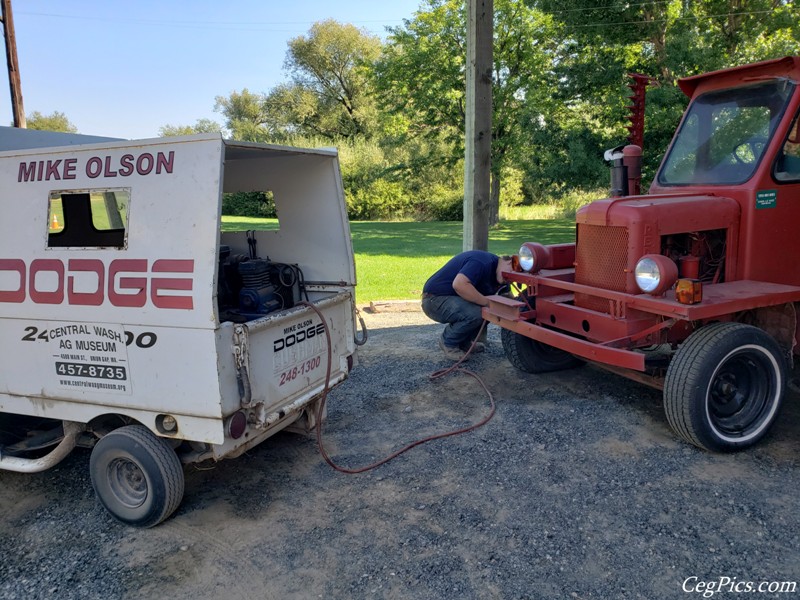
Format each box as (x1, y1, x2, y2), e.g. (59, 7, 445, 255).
(271, 19, 382, 139)
(158, 119, 224, 137)
(375, 0, 559, 223)
(25, 110, 77, 133)
(215, 20, 381, 142)
(529, 0, 800, 186)
(214, 88, 272, 142)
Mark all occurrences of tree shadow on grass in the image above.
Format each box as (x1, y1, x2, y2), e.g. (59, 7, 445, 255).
(350, 220, 575, 257)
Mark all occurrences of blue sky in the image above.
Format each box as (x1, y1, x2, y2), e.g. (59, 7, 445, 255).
(2, 0, 422, 139)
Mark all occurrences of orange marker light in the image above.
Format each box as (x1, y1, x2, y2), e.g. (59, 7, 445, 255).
(675, 279, 702, 304)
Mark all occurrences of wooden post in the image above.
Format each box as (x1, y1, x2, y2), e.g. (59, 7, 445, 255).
(1, 0, 25, 128)
(463, 0, 492, 251)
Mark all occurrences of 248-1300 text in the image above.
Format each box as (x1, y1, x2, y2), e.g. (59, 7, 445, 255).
(279, 356, 322, 386)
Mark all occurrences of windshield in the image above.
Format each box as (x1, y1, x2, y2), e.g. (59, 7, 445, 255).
(659, 80, 795, 185)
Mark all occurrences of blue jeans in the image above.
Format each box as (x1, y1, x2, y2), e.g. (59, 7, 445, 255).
(422, 294, 484, 350)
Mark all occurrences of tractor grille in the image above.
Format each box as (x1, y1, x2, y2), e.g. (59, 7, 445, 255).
(574, 224, 629, 313)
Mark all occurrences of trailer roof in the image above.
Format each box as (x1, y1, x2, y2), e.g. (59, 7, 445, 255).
(0, 126, 120, 151)
(0, 129, 338, 161)
(222, 138, 338, 160)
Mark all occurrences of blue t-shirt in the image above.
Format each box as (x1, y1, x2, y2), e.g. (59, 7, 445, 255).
(423, 250, 499, 296)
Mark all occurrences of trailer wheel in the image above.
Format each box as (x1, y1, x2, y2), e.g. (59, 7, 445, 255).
(664, 322, 786, 452)
(501, 328, 582, 373)
(90, 424, 184, 528)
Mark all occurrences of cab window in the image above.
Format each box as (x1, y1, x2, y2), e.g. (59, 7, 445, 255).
(659, 80, 794, 186)
(775, 112, 800, 182)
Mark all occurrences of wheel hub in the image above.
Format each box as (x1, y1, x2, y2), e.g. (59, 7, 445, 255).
(709, 354, 772, 436)
(107, 458, 147, 509)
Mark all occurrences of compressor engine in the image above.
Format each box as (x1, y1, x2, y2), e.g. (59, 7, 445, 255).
(217, 245, 304, 322)
(238, 259, 282, 318)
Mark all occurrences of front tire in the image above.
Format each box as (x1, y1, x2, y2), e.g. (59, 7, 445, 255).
(90, 424, 184, 527)
(501, 328, 582, 373)
(664, 322, 786, 452)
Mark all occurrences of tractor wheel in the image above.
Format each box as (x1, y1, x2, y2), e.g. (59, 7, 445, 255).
(664, 322, 786, 452)
(501, 327, 582, 374)
(90, 424, 184, 528)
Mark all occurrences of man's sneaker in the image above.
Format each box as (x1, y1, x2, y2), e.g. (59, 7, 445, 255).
(466, 341, 486, 354)
(439, 335, 466, 361)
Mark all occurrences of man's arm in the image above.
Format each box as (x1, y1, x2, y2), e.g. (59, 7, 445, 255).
(452, 273, 489, 307)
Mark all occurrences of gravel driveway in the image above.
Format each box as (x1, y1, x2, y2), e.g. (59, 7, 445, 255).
(1, 308, 798, 599)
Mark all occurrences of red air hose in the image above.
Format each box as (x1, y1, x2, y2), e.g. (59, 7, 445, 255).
(300, 302, 496, 475)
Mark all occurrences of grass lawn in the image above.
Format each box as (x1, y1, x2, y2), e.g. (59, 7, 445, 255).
(222, 217, 575, 303)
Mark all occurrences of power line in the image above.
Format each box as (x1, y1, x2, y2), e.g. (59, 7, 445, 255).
(16, 10, 406, 32)
(545, 0, 674, 15)
(558, 9, 778, 29)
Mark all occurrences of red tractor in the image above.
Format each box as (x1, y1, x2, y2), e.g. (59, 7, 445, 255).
(486, 56, 800, 452)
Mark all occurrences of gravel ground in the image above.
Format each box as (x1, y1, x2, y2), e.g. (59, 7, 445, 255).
(1, 308, 798, 600)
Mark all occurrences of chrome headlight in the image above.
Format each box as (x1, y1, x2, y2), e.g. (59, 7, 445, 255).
(518, 243, 549, 273)
(518, 244, 535, 272)
(635, 255, 678, 295)
(635, 257, 661, 293)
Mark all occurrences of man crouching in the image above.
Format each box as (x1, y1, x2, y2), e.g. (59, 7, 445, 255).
(421, 251, 512, 360)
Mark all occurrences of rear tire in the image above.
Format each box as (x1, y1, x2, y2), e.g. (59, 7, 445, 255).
(501, 328, 582, 373)
(664, 322, 786, 452)
(90, 424, 184, 528)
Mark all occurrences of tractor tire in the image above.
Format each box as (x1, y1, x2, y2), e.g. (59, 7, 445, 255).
(90, 424, 184, 528)
(501, 327, 582, 374)
(664, 322, 786, 452)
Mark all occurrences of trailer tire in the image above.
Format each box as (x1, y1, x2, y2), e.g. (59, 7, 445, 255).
(664, 322, 786, 452)
(501, 328, 582, 373)
(90, 424, 184, 528)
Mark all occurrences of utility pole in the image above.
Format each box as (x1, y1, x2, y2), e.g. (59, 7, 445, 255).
(1, 0, 25, 128)
(462, 0, 492, 252)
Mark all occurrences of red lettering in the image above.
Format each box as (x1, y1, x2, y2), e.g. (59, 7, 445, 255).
(86, 156, 103, 178)
(17, 162, 36, 182)
(119, 154, 134, 176)
(45, 159, 62, 180)
(29, 259, 64, 304)
(151, 259, 194, 309)
(17, 152, 174, 184)
(67, 259, 104, 306)
(156, 151, 174, 174)
(64, 158, 77, 179)
(108, 259, 147, 307)
(103, 156, 117, 177)
(0, 259, 25, 302)
(0, 258, 195, 308)
(136, 153, 154, 175)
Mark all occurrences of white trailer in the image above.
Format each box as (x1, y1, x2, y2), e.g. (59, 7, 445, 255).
(0, 129, 361, 526)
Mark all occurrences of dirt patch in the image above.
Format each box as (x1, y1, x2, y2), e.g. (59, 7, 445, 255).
(1, 308, 799, 599)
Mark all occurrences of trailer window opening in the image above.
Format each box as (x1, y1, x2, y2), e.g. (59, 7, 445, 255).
(47, 190, 129, 249)
(659, 81, 794, 186)
(221, 190, 279, 231)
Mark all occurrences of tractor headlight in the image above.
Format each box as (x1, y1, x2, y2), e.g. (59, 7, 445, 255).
(635, 257, 661, 293)
(518, 243, 549, 273)
(634, 255, 679, 295)
(518, 244, 535, 272)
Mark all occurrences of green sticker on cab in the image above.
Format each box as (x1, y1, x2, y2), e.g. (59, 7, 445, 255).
(756, 189, 777, 209)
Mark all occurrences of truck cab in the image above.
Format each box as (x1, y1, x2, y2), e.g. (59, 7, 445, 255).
(0, 131, 361, 526)
(485, 56, 800, 452)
